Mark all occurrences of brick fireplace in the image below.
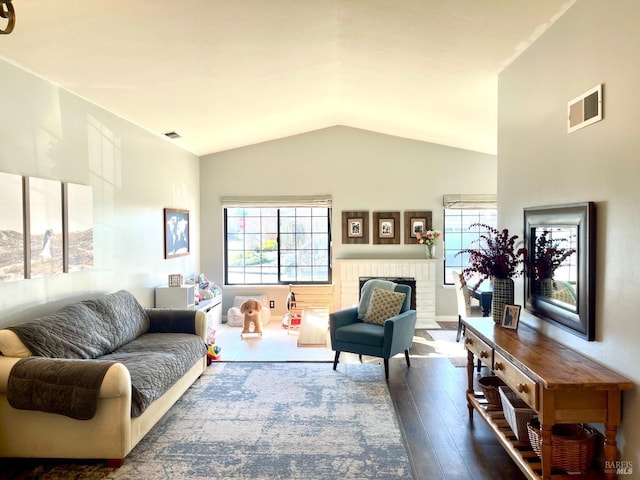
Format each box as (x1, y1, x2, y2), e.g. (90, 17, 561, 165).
(336, 259, 437, 328)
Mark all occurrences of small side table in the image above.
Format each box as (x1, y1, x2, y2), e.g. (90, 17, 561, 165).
(297, 308, 329, 347)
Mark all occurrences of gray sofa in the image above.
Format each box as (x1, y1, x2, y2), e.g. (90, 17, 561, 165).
(0, 290, 208, 466)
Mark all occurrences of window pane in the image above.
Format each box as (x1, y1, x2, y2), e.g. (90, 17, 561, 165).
(444, 208, 497, 284)
(224, 206, 331, 285)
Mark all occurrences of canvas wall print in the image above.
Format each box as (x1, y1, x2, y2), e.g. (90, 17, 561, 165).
(27, 177, 63, 278)
(0, 172, 24, 283)
(64, 183, 94, 273)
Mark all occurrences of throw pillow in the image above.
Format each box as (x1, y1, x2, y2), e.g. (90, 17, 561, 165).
(364, 288, 406, 325)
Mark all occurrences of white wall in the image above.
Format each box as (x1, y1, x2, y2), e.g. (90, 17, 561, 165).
(0, 59, 201, 326)
(200, 126, 496, 317)
(498, 0, 639, 463)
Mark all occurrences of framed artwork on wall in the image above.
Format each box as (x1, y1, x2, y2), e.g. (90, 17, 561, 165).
(373, 211, 400, 244)
(0, 172, 24, 283)
(164, 208, 190, 259)
(26, 177, 64, 279)
(63, 182, 94, 273)
(403, 210, 433, 244)
(341, 211, 369, 244)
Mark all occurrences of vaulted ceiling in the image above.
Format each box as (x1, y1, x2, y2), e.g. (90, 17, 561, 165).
(0, 0, 575, 156)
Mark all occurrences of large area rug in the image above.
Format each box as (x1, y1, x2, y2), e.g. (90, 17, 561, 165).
(2, 363, 413, 480)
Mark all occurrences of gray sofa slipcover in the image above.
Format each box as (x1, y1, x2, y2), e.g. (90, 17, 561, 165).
(0, 290, 208, 466)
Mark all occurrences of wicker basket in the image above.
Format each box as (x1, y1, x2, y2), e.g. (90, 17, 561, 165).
(527, 419, 596, 473)
(499, 386, 535, 441)
(478, 376, 506, 407)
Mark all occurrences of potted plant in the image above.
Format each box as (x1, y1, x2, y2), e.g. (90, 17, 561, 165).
(526, 230, 576, 297)
(457, 224, 526, 323)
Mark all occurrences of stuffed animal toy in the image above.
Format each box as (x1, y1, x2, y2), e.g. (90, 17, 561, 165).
(240, 298, 263, 337)
(206, 330, 221, 365)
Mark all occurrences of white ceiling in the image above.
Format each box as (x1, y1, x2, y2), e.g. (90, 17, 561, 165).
(0, 0, 575, 156)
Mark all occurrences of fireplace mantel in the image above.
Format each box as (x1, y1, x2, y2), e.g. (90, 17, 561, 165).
(336, 258, 437, 328)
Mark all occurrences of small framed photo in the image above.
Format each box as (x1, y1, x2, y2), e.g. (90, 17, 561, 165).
(373, 211, 400, 244)
(341, 211, 369, 244)
(168, 274, 183, 287)
(502, 304, 521, 330)
(164, 208, 190, 259)
(403, 210, 433, 244)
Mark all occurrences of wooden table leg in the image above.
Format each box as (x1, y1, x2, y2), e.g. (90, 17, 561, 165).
(540, 422, 553, 480)
(604, 390, 623, 480)
(467, 349, 475, 422)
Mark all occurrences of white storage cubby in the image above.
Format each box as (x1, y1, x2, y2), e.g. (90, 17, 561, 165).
(155, 285, 195, 308)
(197, 297, 222, 337)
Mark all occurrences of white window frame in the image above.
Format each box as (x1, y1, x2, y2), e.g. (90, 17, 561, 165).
(443, 194, 497, 285)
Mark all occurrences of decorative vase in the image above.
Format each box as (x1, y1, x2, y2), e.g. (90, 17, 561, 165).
(536, 278, 554, 298)
(425, 244, 435, 259)
(492, 278, 514, 324)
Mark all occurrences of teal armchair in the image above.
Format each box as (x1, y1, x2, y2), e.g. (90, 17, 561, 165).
(330, 281, 416, 380)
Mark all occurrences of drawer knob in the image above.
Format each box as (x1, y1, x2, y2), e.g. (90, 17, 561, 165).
(465, 338, 473, 345)
(494, 362, 503, 371)
(480, 351, 489, 359)
(517, 383, 529, 393)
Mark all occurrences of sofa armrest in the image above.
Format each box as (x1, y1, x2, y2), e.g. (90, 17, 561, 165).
(0, 356, 130, 399)
(146, 308, 207, 341)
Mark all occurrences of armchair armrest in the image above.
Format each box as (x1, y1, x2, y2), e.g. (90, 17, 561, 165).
(329, 306, 359, 331)
(146, 308, 207, 341)
(329, 306, 359, 345)
(383, 309, 417, 357)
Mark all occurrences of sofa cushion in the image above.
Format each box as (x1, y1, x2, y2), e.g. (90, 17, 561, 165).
(364, 288, 406, 325)
(7, 290, 149, 359)
(100, 332, 206, 417)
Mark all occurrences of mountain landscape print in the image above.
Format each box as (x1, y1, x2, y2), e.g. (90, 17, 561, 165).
(0, 172, 24, 283)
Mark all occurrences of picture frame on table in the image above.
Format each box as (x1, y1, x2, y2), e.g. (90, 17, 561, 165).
(501, 304, 521, 330)
(403, 210, 432, 244)
(373, 211, 400, 244)
(341, 211, 369, 244)
(164, 208, 190, 259)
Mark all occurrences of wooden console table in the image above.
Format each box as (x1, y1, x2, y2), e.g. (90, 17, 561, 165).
(462, 317, 633, 480)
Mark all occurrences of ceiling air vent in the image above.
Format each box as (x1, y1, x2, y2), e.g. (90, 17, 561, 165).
(163, 131, 181, 139)
(568, 84, 603, 133)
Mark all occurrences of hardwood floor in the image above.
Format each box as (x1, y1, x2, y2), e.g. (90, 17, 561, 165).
(385, 355, 527, 480)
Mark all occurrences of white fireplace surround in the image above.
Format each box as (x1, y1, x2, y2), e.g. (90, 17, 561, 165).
(336, 259, 437, 329)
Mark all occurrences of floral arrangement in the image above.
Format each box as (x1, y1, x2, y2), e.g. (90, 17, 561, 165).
(457, 224, 526, 283)
(416, 229, 441, 247)
(527, 230, 576, 280)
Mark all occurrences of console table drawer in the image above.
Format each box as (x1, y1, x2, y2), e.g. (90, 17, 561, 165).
(464, 331, 493, 367)
(493, 351, 538, 410)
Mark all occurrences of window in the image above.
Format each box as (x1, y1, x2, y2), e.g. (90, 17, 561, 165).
(443, 194, 497, 285)
(223, 197, 331, 285)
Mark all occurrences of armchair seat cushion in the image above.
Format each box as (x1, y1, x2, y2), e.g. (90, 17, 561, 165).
(335, 322, 384, 347)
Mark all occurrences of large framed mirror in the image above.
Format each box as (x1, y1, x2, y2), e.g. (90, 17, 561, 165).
(523, 202, 596, 340)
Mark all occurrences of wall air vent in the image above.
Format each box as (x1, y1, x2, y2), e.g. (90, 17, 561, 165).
(163, 131, 181, 139)
(568, 84, 603, 133)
